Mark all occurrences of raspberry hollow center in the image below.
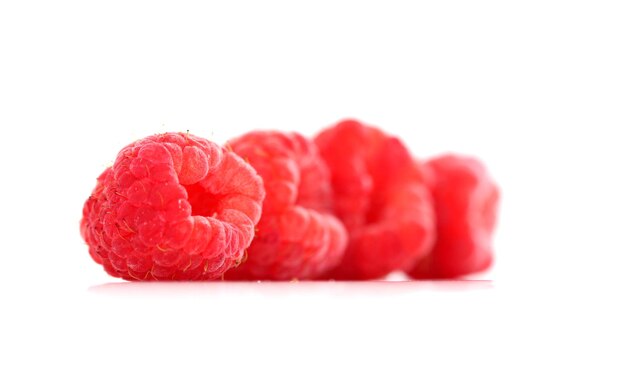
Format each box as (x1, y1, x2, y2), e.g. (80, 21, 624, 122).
(185, 183, 222, 217)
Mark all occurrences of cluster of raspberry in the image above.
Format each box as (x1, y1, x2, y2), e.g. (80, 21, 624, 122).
(81, 119, 499, 281)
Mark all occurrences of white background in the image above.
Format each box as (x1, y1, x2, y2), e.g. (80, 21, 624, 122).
(1, 1, 625, 370)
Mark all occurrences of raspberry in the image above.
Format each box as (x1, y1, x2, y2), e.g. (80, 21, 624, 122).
(406, 154, 499, 279)
(80, 132, 265, 281)
(224, 131, 348, 280)
(314, 119, 435, 279)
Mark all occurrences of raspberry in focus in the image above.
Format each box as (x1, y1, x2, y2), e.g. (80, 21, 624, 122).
(315, 119, 436, 279)
(406, 154, 499, 279)
(224, 131, 348, 280)
(80, 132, 265, 280)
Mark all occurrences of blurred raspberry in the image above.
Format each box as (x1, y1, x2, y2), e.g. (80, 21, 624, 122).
(224, 131, 348, 280)
(315, 119, 435, 279)
(407, 154, 499, 279)
(80, 132, 265, 280)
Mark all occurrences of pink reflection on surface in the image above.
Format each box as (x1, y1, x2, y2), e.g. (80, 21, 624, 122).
(89, 279, 493, 296)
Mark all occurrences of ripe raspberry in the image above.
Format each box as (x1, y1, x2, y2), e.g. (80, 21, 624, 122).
(406, 154, 499, 279)
(80, 132, 265, 281)
(224, 131, 348, 280)
(314, 119, 435, 279)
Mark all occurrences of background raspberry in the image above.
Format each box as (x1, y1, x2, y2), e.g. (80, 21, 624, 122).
(81, 132, 265, 280)
(315, 119, 436, 279)
(224, 131, 348, 280)
(407, 154, 500, 279)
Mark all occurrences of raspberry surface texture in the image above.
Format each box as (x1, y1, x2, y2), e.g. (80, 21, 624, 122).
(407, 154, 499, 279)
(314, 119, 435, 279)
(224, 131, 348, 280)
(80, 132, 265, 280)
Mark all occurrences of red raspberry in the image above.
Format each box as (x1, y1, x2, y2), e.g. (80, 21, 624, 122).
(314, 119, 435, 279)
(224, 131, 348, 280)
(80, 132, 265, 281)
(406, 154, 499, 279)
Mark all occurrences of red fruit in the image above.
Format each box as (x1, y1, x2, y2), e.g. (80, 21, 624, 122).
(80, 132, 265, 281)
(315, 119, 435, 279)
(224, 131, 348, 280)
(407, 154, 499, 279)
